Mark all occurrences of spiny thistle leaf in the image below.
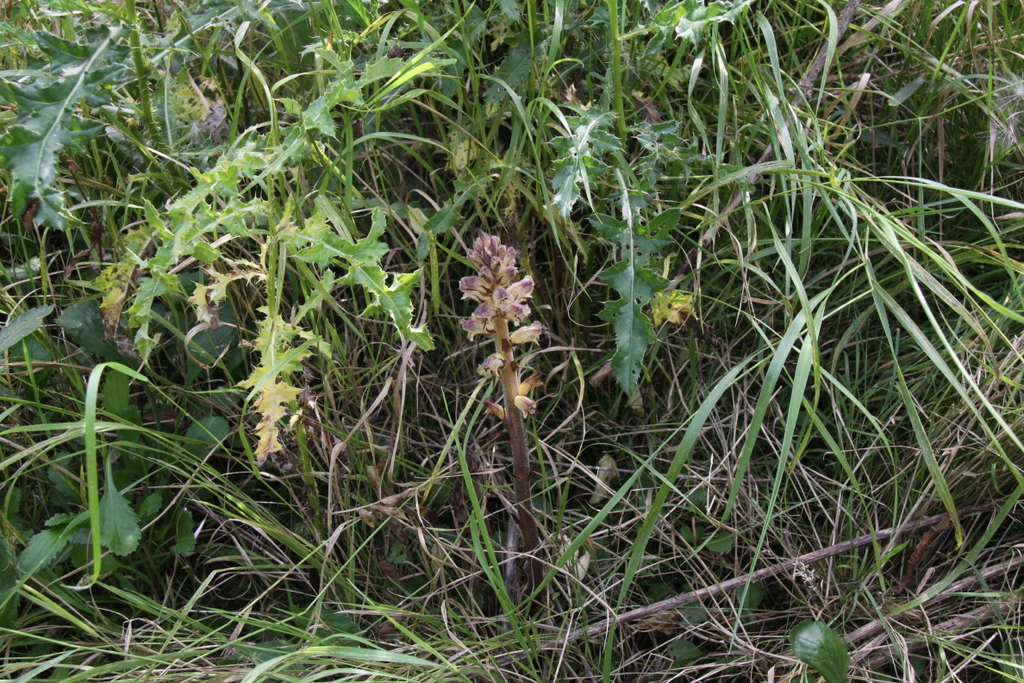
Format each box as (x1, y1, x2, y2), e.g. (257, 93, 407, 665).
(653, 0, 755, 48)
(249, 379, 302, 467)
(549, 109, 619, 216)
(0, 27, 130, 228)
(593, 213, 672, 394)
(339, 209, 433, 350)
(237, 313, 319, 467)
(600, 299, 656, 396)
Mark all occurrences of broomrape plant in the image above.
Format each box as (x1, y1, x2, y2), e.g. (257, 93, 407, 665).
(460, 232, 546, 599)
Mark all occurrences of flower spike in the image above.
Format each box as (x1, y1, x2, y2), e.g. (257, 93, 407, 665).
(459, 231, 546, 599)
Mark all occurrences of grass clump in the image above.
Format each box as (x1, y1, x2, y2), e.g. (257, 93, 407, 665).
(1, 0, 1023, 682)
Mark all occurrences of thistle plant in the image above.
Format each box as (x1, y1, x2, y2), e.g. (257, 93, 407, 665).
(460, 232, 546, 598)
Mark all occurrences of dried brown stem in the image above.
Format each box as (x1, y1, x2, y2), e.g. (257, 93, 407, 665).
(492, 317, 543, 597)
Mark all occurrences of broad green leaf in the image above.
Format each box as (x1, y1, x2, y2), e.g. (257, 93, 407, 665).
(99, 485, 141, 556)
(102, 370, 130, 415)
(737, 581, 764, 611)
(17, 520, 80, 576)
(667, 639, 703, 666)
(0, 305, 53, 354)
(791, 620, 849, 683)
(186, 416, 230, 457)
(55, 301, 130, 363)
(0, 27, 129, 228)
(704, 531, 735, 554)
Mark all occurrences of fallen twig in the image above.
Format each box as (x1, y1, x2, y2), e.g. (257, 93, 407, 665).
(490, 506, 995, 664)
(849, 552, 1024, 666)
(561, 508, 996, 646)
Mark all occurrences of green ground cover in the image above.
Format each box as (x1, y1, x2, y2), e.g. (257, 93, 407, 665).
(1, 0, 1023, 680)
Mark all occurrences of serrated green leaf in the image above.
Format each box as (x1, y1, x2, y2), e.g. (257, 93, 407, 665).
(128, 274, 180, 361)
(339, 210, 433, 350)
(602, 299, 654, 395)
(301, 97, 337, 138)
(359, 56, 408, 87)
(600, 259, 667, 304)
(0, 27, 129, 228)
(137, 492, 164, 523)
(592, 213, 673, 255)
(99, 486, 141, 556)
(0, 305, 53, 354)
(497, 0, 520, 21)
(592, 212, 670, 394)
(791, 620, 849, 683)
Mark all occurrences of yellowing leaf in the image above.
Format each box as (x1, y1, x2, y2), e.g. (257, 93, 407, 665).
(96, 263, 133, 337)
(590, 454, 618, 505)
(448, 134, 475, 176)
(251, 379, 301, 466)
(407, 206, 428, 234)
(652, 290, 697, 326)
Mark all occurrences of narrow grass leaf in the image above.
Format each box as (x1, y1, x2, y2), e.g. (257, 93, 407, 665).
(83, 363, 149, 582)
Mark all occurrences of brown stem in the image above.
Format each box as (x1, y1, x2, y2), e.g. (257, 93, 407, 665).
(492, 317, 543, 597)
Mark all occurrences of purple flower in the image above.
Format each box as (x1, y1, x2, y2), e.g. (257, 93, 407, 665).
(506, 276, 534, 301)
(462, 317, 492, 339)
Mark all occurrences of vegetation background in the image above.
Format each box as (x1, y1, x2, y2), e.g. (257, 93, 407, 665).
(1, 0, 1023, 681)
